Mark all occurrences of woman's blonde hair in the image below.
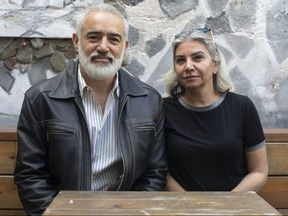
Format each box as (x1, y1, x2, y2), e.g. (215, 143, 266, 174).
(163, 28, 234, 98)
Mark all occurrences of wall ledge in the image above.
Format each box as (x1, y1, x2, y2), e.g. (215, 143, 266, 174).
(0, 0, 103, 38)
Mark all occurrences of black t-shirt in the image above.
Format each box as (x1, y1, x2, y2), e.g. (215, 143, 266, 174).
(163, 92, 265, 191)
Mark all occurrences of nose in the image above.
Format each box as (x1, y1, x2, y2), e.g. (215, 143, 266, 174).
(184, 59, 194, 72)
(97, 37, 109, 54)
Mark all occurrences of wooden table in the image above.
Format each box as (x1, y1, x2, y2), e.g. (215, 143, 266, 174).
(43, 191, 281, 215)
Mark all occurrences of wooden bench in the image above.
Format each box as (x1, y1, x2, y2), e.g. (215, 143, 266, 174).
(0, 127, 25, 215)
(258, 128, 288, 216)
(0, 127, 287, 215)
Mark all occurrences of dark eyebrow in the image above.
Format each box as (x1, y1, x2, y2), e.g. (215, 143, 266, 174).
(86, 31, 122, 40)
(175, 51, 205, 59)
(86, 31, 101, 37)
(191, 51, 205, 56)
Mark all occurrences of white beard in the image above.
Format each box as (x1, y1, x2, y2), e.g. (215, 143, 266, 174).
(78, 45, 124, 80)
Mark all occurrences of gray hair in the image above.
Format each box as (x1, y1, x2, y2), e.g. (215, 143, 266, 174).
(75, 3, 129, 41)
(75, 3, 130, 66)
(163, 29, 234, 98)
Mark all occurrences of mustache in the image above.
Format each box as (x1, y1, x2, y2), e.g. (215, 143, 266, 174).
(90, 52, 114, 63)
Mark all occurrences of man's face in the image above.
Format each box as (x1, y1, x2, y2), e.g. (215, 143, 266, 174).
(73, 10, 128, 80)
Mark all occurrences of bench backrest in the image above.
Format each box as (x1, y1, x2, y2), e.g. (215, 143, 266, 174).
(0, 127, 287, 215)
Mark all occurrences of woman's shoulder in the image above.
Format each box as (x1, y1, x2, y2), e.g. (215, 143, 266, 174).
(163, 96, 178, 103)
(163, 96, 180, 109)
(225, 92, 252, 104)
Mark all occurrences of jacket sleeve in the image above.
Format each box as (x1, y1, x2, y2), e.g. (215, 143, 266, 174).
(131, 103, 168, 191)
(14, 94, 58, 216)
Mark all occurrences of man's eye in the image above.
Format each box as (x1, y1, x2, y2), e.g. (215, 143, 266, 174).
(110, 37, 120, 44)
(88, 35, 101, 41)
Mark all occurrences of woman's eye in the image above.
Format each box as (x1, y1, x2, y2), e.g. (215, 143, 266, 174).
(175, 58, 185, 64)
(193, 55, 204, 61)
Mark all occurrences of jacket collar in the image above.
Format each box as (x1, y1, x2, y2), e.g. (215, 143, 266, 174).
(118, 67, 148, 97)
(49, 59, 148, 99)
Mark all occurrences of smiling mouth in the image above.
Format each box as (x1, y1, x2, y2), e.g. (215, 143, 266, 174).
(91, 55, 113, 63)
(184, 75, 198, 79)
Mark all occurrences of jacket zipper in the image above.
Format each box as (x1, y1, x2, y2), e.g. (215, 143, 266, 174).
(75, 96, 91, 190)
(117, 93, 128, 191)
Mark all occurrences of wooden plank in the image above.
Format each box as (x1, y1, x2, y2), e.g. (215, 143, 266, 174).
(258, 176, 288, 209)
(0, 210, 26, 215)
(278, 209, 288, 216)
(266, 142, 288, 175)
(0, 141, 16, 174)
(264, 128, 288, 142)
(43, 191, 281, 215)
(0, 127, 17, 141)
(0, 127, 287, 142)
(0, 176, 23, 209)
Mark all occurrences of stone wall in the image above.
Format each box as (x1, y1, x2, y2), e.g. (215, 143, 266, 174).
(0, 0, 287, 128)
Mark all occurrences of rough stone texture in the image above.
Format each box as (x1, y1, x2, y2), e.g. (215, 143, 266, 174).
(206, 12, 233, 34)
(208, 1, 230, 16)
(16, 45, 34, 64)
(275, 77, 288, 127)
(33, 43, 55, 59)
(226, 0, 258, 32)
(126, 58, 145, 78)
(28, 57, 52, 85)
(50, 51, 67, 72)
(0, 0, 288, 128)
(49, 0, 65, 8)
(122, 0, 144, 6)
(146, 46, 173, 95)
(225, 34, 254, 59)
(0, 38, 14, 54)
(0, 38, 76, 95)
(9, 0, 24, 7)
(145, 37, 166, 58)
(159, 0, 198, 19)
(23, 0, 50, 8)
(3, 57, 17, 70)
(230, 66, 252, 95)
(1, 46, 17, 60)
(266, 0, 288, 63)
(0, 63, 15, 92)
(128, 25, 139, 47)
(31, 38, 44, 50)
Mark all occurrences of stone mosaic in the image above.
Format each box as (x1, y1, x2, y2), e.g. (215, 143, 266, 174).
(0, 0, 288, 128)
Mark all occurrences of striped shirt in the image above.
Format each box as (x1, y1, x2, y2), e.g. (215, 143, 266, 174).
(78, 69, 123, 191)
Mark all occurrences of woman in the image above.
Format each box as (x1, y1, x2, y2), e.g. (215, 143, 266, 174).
(163, 28, 268, 192)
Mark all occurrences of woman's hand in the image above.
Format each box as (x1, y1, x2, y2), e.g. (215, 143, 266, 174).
(166, 172, 186, 191)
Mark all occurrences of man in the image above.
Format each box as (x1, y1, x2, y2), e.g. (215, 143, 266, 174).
(14, 3, 167, 215)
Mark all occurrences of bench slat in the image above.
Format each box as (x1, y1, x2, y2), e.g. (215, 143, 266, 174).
(0, 176, 23, 209)
(0, 141, 16, 174)
(0, 210, 26, 215)
(266, 142, 288, 175)
(0, 127, 17, 141)
(258, 176, 288, 209)
(264, 128, 288, 142)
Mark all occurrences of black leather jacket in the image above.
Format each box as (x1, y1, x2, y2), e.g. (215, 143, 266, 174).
(14, 60, 167, 216)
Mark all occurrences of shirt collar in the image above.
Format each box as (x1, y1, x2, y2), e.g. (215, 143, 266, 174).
(78, 66, 120, 98)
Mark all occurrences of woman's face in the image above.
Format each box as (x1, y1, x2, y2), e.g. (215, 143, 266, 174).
(174, 40, 218, 92)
